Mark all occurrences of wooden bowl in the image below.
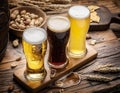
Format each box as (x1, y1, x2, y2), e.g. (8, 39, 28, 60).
(9, 6, 47, 38)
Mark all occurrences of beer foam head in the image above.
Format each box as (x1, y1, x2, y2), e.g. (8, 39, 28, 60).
(23, 27, 47, 44)
(68, 5, 90, 19)
(47, 16, 70, 32)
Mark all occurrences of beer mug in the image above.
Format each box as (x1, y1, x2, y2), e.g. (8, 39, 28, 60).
(68, 5, 90, 58)
(47, 16, 70, 69)
(22, 27, 47, 81)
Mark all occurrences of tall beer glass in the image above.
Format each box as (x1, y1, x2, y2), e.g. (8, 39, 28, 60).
(47, 16, 70, 69)
(22, 27, 47, 81)
(68, 5, 90, 58)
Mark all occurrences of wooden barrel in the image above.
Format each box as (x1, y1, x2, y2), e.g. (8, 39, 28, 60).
(0, 0, 9, 61)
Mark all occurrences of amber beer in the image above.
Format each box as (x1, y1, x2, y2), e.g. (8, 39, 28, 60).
(22, 27, 47, 80)
(68, 5, 90, 58)
(47, 16, 70, 69)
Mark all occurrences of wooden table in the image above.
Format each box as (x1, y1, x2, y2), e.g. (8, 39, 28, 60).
(0, 0, 120, 93)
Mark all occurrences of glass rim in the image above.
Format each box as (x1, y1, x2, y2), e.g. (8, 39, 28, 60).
(68, 5, 90, 19)
(23, 27, 47, 45)
(47, 16, 70, 33)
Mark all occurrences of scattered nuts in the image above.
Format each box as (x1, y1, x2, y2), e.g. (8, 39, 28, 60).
(8, 84, 14, 92)
(12, 39, 19, 48)
(11, 62, 18, 68)
(86, 34, 91, 39)
(90, 39, 96, 45)
(60, 89, 64, 92)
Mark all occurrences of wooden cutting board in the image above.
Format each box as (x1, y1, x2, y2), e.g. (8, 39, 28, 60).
(13, 44, 97, 93)
(89, 6, 120, 31)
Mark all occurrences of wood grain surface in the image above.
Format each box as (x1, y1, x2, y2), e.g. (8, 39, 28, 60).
(0, 0, 120, 93)
(13, 44, 97, 93)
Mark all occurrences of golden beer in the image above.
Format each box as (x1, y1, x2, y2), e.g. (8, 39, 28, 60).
(68, 5, 90, 58)
(22, 27, 47, 80)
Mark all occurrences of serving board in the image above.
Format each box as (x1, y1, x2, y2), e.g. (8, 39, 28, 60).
(89, 6, 120, 31)
(13, 44, 97, 93)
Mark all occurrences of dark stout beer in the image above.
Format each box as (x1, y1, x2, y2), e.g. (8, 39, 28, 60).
(47, 16, 70, 69)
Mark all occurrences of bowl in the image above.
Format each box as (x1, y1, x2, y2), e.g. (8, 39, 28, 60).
(9, 6, 47, 38)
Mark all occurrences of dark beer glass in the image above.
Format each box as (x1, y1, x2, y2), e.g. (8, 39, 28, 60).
(47, 16, 70, 69)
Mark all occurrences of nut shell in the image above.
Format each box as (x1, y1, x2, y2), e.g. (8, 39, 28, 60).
(9, 6, 46, 37)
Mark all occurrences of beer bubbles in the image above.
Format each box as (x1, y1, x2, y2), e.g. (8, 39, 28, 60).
(47, 16, 70, 33)
(68, 5, 90, 19)
(68, 5, 90, 58)
(23, 27, 47, 44)
(23, 27, 47, 81)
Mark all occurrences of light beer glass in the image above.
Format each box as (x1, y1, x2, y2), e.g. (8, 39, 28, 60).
(47, 16, 70, 69)
(68, 5, 90, 58)
(22, 27, 47, 81)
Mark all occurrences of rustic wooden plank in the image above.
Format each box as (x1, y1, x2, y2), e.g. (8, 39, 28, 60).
(95, 39, 120, 59)
(13, 44, 97, 93)
(76, 39, 120, 73)
(0, 0, 119, 93)
(94, 84, 120, 93)
(111, 23, 120, 38)
(42, 39, 120, 93)
(1, 25, 119, 93)
(61, 39, 120, 93)
(64, 80, 120, 93)
(0, 42, 26, 93)
(87, 29, 117, 44)
(0, 41, 97, 93)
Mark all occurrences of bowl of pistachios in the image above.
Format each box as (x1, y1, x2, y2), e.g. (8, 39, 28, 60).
(9, 6, 47, 37)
